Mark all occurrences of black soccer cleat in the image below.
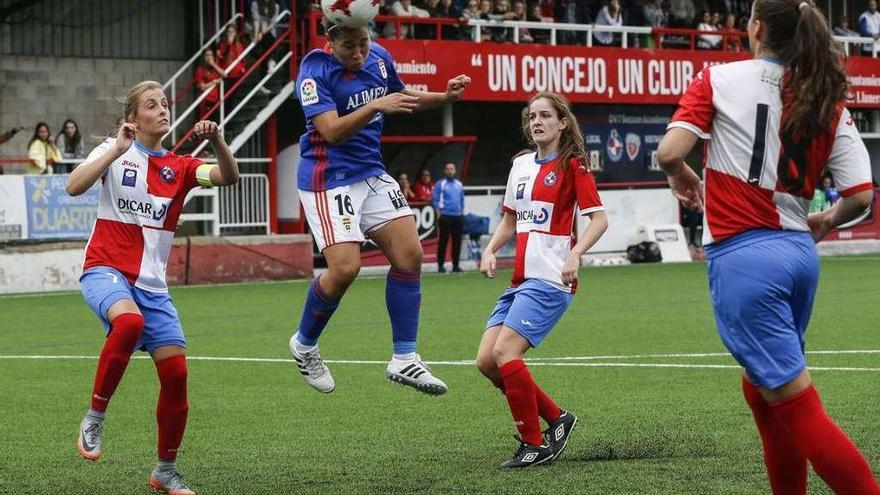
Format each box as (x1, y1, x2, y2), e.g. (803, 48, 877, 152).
(500, 437, 555, 468)
(543, 409, 578, 461)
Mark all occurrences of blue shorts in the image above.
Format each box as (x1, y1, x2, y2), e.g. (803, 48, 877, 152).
(706, 230, 819, 389)
(485, 279, 574, 347)
(80, 266, 186, 354)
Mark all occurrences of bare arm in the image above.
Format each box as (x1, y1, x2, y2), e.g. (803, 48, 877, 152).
(66, 123, 135, 196)
(193, 121, 239, 186)
(808, 190, 874, 242)
(480, 210, 516, 278)
(561, 210, 609, 286)
(401, 74, 471, 111)
(657, 127, 704, 212)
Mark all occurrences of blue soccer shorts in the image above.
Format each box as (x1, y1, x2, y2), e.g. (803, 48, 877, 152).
(80, 266, 186, 353)
(485, 279, 574, 347)
(707, 230, 819, 389)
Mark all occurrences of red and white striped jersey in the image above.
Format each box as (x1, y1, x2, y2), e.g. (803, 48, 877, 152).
(669, 58, 874, 246)
(502, 152, 604, 293)
(81, 139, 210, 292)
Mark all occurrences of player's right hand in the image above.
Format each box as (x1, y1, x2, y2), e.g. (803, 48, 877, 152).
(371, 93, 420, 114)
(480, 251, 496, 278)
(667, 163, 704, 213)
(114, 123, 136, 154)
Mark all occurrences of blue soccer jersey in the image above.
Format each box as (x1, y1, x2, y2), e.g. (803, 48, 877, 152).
(296, 43, 405, 191)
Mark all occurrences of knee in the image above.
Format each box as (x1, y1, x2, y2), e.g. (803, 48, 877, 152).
(328, 258, 361, 287)
(475, 353, 496, 378)
(492, 345, 518, 368)
(393, 243, 424, 272)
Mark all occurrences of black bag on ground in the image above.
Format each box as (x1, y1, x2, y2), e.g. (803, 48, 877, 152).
(626, 241, 663, 263)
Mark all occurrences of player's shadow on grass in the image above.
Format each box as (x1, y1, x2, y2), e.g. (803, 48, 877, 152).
(573, 438, 720, 462)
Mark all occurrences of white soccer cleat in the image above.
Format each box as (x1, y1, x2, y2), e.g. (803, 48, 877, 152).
(76, 416, 103, 461)
(386, 354, 448, 396)
(289, 335, 335, 393)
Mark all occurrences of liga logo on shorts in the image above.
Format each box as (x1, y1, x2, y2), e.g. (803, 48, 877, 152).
(342, 217, 352, 231)
(300, 78, 319, 106)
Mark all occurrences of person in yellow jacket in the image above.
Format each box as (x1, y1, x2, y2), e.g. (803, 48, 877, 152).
(27, 122, 61, 174)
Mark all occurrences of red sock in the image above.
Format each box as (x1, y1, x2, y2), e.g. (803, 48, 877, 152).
(741, 378, 807, 495)
(535, 385, 561, 424)
(156, 355, 189, 461)
(90, 313, 144, 412)
(499, 359, 543, 446)
(771, 385, 880, 495)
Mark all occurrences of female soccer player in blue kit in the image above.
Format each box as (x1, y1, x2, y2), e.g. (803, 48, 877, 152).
(658, 1, 880, 493)
(291, 20, 470, 395)
(476, 92, 608, 467)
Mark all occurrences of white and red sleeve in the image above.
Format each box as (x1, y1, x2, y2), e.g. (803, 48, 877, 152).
(826, 108, 874, 197)
(574, 162, 603, 215)
(180, 154, 207, 192)
(668, 67, 715, 140)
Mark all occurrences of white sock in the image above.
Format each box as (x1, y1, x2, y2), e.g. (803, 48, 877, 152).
(293, 334, 317, 354)
(86, 408, 105, 422)
(393, 352, 417, 362)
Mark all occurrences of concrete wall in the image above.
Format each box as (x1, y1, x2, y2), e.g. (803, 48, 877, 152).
(0, 56, 184, 162)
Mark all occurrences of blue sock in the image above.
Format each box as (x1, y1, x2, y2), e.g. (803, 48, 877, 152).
(295, 276, 340, 347)
(386, 268, 420, 355)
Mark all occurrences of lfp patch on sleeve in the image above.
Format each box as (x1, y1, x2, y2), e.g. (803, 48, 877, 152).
(300, 78, 319, 106)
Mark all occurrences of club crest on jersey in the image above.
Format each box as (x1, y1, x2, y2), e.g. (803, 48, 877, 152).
(607, 129, 623, 162)
(377, 58, 388, 79)
(300, 77, 319, 106)
(543, 171, 558, 186)
(625, 133, 641, 161)
(121, 168, 137, 187)
(159, 166, 175, 183)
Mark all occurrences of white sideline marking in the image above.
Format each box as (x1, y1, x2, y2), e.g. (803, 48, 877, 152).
(527, 349, 880, 361)
(0, 354, 878, 372)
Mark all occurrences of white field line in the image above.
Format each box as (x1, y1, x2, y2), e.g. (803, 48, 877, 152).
(0, 352, 878, 372)
(527, 349, 880, 361)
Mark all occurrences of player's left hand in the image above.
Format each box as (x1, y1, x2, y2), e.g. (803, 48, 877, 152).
(445, 75, 471, 103)
(667, 163, 704, 213)
(808, 210, 832, 243)
(193, 121, 221, 141)
(562, 253, 580, 286)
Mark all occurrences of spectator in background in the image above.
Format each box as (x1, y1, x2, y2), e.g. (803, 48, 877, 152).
(720, 12, 742, 51)
(252, 0, 280, 74)
(823, 175, 841, 207)
(834, 16, 860, 37)
(710, 11, 721, 28)
(217, 24, 246, 82)
(413, 167, 434, 202)
(434, 0, 459, 39)
(594, 0, 623, 46)
(510, 1, 530, 41)
(194, 48, 223, 118)
(696, 11, 721, 49)
(860, 0, 880, 54)
(526, 3, 554, 43)
(55, 119, 85, 167)
(433, 162, 465, 273)
(27, 122, 61, 175)
(458, 0, 482, 39)
(416, 0, 441, 38)
(555, 0, 591, 45)
(537, 0, 555, 19)
(396, 171, 416, 202)
(669, 0, 696, 27)
(0, 126, 23, 146)
(490, 0, 516, 43)
(477, 0, 495, 41)
(383, 0, 430, 39)
(643, 0, 667, 28)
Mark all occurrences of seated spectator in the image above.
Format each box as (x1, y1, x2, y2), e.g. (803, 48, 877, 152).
(697, 11, 721, 49)
(554, 0, 591, 45)
(834, 16, 860, 37)
(458, 0, 481, 40)
(860, 0, 880, 54)
(526, 3, 554, 43)
(668, 0, 695, 28)
(55, 119, 85, 161)
(396, 171, 416, 201)
(27, 122, 61, 175)
(383, 0, 430, 39)
(594, 0, 623, 46)
(413, 168, 434, 202)
(194, 48, 223, 119)
(720, 12, 743, 51)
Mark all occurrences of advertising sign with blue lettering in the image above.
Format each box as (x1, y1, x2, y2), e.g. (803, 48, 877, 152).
(24, 175, 99, 239)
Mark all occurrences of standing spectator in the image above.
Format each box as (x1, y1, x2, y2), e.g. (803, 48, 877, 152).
(526, 3, 554, 43)
(384, 0, 431, 39)
(217, 24, 246, 82)
(194, 48, 223, 119)
(510, 1, 531, 42)
(860, 0, 880, 54)
(834, 16, 860, 37)
(432, 162, 465, 273)
(415, 0, 441, 38)
(396, 170, 416, 201)
(252, 0, 280, 74)
(697, 11, 721, 49)
(458, 0, 482, 39)
(433, 0, 459, 39)
(721, 12, 743, 51)
(710, 11, 721, 28)
(477, 0, 495, 41)
(643, 0, 667, 27)
(27, 122, 61, 175)
(490, 0, 516, 43)
(56, 119, 85, 160)
(594, 0, 623, 46)
(413, 167, 434, 202)
(669, 0, 696, 27)
(554, 0, 591, 45)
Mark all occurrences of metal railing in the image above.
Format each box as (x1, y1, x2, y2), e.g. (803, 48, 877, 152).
(181, 170, 270, 236)
(468, 19, 651, 48)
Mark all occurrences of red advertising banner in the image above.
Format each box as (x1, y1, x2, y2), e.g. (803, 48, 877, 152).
(308, 38, 880, 108)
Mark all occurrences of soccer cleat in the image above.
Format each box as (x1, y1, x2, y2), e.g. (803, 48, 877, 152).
(543, 409, 578, 461)
(76, 416, 103, 461)
(451, 266, 463, 273)
(501, 436, 555, 468)
(149, 470, 195, 495)
(386, 354, 448, 396)
(289, 335, 335, 393)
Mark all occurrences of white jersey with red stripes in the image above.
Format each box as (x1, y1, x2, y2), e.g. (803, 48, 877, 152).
(502, 152, 604, 293)
(81, 139, 207, 292)
(669, 58, 873, 246)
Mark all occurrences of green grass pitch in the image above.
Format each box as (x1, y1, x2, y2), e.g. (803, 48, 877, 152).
(1, 257, 879, 494)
